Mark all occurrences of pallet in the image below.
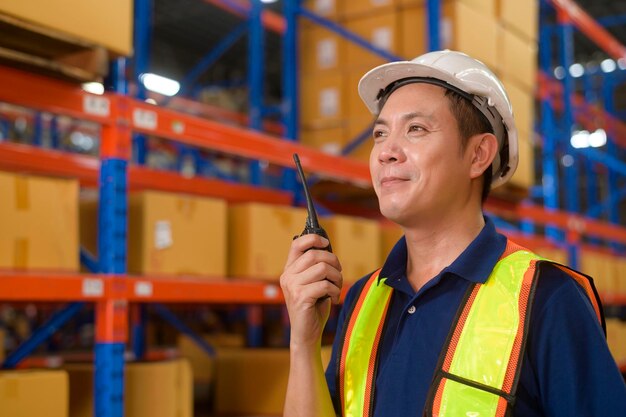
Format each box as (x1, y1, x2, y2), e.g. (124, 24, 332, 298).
(0, 13, 108, 82)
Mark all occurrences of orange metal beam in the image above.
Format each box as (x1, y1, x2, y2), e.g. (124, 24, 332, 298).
(538, 72, 626, 149)
(550, 0, 626, 61)
(0, 66, 371, 186)
(0, 143, 292, 204)
(130, 101, 372, 186)
(0, 272, 350, 304)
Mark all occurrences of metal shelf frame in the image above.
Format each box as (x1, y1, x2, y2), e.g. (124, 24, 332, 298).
(1, 0, 626, 415)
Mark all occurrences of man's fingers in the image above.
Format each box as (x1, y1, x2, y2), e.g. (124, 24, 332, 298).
(285, 234, 330, 267)
(290, 249, 342, 275)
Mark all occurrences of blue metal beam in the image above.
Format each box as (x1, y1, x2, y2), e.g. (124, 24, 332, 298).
(597, 13, 626, 28)
(176, 22, 248, 99)
(248, 0, 264, 185)
(133, 0, 151, 165)
(152, 303, 216, 356)
(427, 0, 441, 51)
(281, 0, 299, 196)
(80, 247, 99, 273)
(2, 302, 85, 368)
(299, 8, 402, 62)
(587, 186, 626, 218)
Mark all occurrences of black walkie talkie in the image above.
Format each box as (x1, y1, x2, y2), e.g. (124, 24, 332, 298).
(293, 153, 332, 253)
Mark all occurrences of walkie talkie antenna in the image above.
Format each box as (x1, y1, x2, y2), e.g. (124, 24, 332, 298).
(293, 153, 319, 229)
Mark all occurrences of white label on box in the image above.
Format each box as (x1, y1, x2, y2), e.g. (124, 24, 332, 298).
(154, 220, 173, 249)
(82, 278, 104, 297)
(83, 96, 110, 117)
(315, 0, 333, 14)
(372, 27, 392, 51)
(319, 88, 339, 117)
(133, 108, 158, 130)
(317, 39, 337, 69)
(135, 281, 153, 297)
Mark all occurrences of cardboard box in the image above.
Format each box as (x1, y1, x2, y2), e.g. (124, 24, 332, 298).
(498, 0, 538, 41)
(303, 0, 342, 20)
(498, 27, 538, 91)
(300, 22, 347, 73)
(345, 10, 403, 70)
(402, 1, 499, 69)
(300, 71, 346, 128)
(342, 0, 397, 19)
(64, 359, 191, 417)
(345, 117, 375, 163)
(617, 258, 626, 296)
(501, 77, 535, 138)
(460, 0, 496, 15)
(381, 223, 404, 261)
(320, 215, 382, 283)
(177, 333, 246, 383)
(228, 203, 307, 280)
(301, 125, 346, 156)
(534, 246, 568, 266)
(0, 0, 132, 55)
(346, 69, 374, 121)
(215, 348, 289, 415)
(0, 370, 69, 417)
(81, 191, 228, 276)
(606, 319, 626, 365)
(0, 171, 79, 271)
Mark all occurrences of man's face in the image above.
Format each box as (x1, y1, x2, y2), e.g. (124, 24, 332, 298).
(369, 83, 475, 227)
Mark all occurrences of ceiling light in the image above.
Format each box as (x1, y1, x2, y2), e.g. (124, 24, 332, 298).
(553, 66, 565, 80)
(588, 128, 607, 148)
(619, 58, 626, 70)
(82, 82, 104, 95)
(569, 63, 584, 78)
(561, 154, 575, 167)
(140, 73, 180, 97)
(600, 59, 616, 73)
(570, 130, 589, 149)
(260, 0, 278, 3)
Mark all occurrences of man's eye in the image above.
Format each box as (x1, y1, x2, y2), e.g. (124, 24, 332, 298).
(409, 125, 424, 132)
(373, 130, 385, 138)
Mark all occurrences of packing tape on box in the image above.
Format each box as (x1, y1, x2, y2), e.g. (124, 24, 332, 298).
(14, 239, 28, 269)
(14, 176, 29, 211)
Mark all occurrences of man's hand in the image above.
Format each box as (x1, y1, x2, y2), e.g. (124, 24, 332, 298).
(280, 234, 343, 347)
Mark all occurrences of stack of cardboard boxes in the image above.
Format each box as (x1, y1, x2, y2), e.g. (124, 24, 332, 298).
(300, 0, 538, 193)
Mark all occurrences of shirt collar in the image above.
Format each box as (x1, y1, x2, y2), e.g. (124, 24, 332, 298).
(379, 216, 507, 285)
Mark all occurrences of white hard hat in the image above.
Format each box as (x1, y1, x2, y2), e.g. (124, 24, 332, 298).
(358, 50, 518, 189)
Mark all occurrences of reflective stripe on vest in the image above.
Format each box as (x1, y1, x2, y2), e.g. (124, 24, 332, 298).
(339, 269, 393, 417)
(337, 241, 604, 417)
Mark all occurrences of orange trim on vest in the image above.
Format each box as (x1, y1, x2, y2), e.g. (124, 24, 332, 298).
(363, 291, 393, 417)
(339, 269, 381, 414)
(553, 264, 602, 324)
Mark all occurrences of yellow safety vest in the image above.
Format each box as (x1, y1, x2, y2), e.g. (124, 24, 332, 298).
(336, 240, 604, 417)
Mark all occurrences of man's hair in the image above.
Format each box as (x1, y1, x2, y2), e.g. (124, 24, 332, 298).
(443, 89, 494, 202)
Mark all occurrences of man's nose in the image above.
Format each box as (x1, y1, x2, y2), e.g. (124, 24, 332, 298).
(378, 133, 405, 164)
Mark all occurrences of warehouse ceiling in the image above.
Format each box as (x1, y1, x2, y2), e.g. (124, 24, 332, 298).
(149, 0, 626, 106)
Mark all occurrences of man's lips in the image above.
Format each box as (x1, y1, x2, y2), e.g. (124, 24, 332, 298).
(380, 176, 409, 186)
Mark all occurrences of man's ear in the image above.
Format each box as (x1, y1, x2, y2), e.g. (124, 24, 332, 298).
(468, 133, 499, 180)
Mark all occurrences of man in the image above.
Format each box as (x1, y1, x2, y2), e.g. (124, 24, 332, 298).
(280, 50, 626, 416)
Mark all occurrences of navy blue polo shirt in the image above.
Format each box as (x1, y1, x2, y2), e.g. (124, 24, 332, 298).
(325, 217, 626, 416)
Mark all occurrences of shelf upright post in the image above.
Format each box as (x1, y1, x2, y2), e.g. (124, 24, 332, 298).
(427, 0, 441, 51)
(582, 72, 598, 217)
(50, 116, 60, 149)
(602, 73, 621, 251)
(33, 112, 43, 146)
(248, 0, 265, 186)
(557, 9, 580, 268)
(133, 0, 152, 165)
(96, 64, 132, 416)
(538, 16, 560, 242)
(280, 0, 299, 196)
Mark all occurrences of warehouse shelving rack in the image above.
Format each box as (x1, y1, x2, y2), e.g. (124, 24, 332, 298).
(1, 0, 626, 416)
